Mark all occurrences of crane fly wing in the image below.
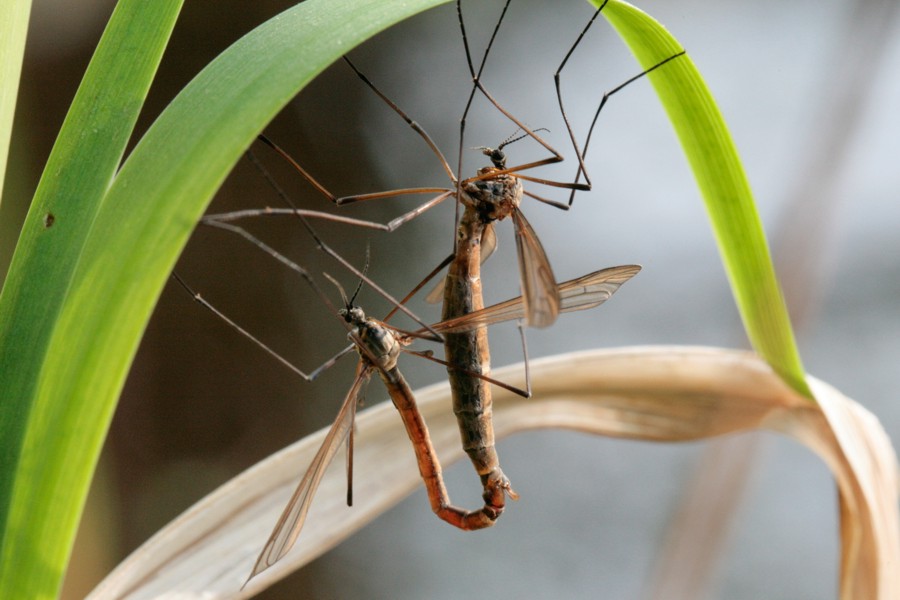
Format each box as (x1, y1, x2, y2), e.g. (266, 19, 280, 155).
(424, 222, 498, 304)
(424, 276, 446, 305)
(431, 265, 641, 334)
(247, 362, 369, 582)
(512, 209, 559, 328)
(557, 264, 642, 309)
(481, 220, 498, 263)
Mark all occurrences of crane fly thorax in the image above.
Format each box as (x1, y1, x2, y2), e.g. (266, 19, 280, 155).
(462, 166, 523, 223)
(352, 317, 402, 371)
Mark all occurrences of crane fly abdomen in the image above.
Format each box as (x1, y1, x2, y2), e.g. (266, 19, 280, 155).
(343, 304, 511, 529)
(443, 200, 518, 521)
(378, 360, 507, 530)
(344, 307, 510, 530)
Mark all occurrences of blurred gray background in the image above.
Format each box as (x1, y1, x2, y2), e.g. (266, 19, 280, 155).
(4, 0, 899, 598)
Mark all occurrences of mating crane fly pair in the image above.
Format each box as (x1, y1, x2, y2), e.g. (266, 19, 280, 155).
(179, 0, 684, 584)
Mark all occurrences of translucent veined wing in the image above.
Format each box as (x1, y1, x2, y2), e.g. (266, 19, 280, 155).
(425, 222, 498, 304)
(482, 221, 498, 263)
(512, 209, 560, 328)
(431, 264, 641, 334)
(247, 362, 369, 582)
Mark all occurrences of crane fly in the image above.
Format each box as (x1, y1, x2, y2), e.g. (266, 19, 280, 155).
(193, 0, 682, 557)
(206, 0, 682, 326)
(250, 263, 639, 581)
(174, 229, 640, 582)
(425, 0, 669, 518)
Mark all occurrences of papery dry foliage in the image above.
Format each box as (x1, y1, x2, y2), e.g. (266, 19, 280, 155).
(87, 347, 899, 599)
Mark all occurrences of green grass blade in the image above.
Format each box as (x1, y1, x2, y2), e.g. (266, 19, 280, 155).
(599, 0, 812, 398)
(0, 0, 448, 597)
(0, 1, 184, 597)
(0, 0, 32, 200)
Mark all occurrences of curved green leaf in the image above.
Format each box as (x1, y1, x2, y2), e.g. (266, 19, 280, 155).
(0, 1, 184, 597)
(0, 0, 448, 597)
(599, 0, 811, 398)
(0, 0, 31, 197)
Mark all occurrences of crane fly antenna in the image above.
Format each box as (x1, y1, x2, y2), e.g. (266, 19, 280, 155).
(498, 127, 550, 151)
(475, 126, 553, 170)
(349, 245, 370, 307)
(323, 272, 351, 311)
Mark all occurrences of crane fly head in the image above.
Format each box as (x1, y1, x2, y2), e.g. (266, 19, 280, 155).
(477, 146, 507, 169)
(325, 245, 370, 326)
(341, 306, 367, 327)
(478, 126, 551, 169)
(323, 272, 366, 327)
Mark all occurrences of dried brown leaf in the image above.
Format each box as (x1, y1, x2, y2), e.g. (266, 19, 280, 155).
(87, 347, 899, 599)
